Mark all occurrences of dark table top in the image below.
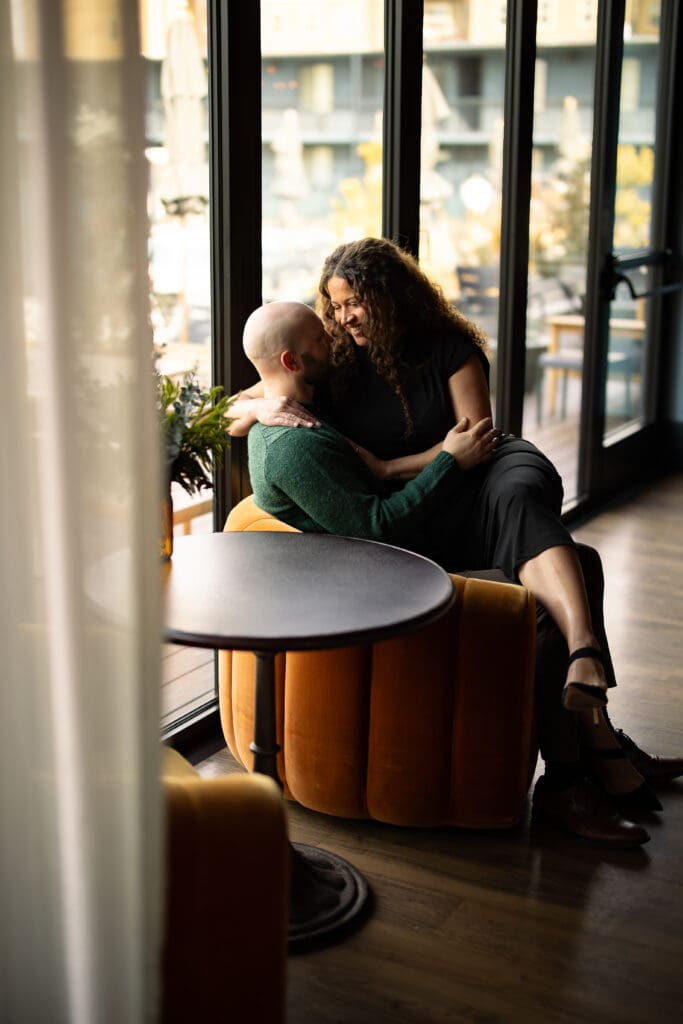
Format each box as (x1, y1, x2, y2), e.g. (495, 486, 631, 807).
(162, 532, 454, 652)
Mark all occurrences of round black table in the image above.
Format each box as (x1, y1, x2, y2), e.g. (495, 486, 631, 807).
(163, 531, 455, 951)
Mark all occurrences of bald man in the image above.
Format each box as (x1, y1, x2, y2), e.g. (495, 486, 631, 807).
(242, 300, 499, 555)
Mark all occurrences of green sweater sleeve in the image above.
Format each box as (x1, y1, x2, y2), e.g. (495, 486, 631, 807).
(250, 422, 462, 545)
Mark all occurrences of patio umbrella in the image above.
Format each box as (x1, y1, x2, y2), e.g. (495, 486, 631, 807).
(160, 2, 208, 217)
(159, 2, 208, 343)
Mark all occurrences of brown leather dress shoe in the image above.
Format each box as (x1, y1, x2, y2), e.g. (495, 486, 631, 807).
(613, 728, 683, 783)
(532, 776, 650, 847)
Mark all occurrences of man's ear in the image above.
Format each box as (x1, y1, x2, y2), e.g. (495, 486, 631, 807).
(281, 349, 299, 372)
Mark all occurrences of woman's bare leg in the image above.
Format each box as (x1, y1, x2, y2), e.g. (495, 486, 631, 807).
(518, 544, 606, 694)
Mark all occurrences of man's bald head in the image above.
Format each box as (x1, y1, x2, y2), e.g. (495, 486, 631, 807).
(243, 301, 320, 370)
(243, 300, 330, 400)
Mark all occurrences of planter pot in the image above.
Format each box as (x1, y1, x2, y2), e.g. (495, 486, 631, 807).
(160, 489, 174, 561)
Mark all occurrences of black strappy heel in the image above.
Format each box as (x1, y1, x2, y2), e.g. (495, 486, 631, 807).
(562, 645, 608, 711)
(582, 743, 663, 813)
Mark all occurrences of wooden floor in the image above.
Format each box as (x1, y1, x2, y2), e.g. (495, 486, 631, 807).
(160, 503, 214, 731)
(199, 472, 683, 1024)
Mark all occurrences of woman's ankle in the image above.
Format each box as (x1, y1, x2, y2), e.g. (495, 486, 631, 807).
(565, 645, 607, 689)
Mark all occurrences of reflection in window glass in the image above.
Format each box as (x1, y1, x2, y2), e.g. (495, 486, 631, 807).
(261, 0, 385, 303)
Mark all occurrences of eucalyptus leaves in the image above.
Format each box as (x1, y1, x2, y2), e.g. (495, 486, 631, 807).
(158, 372, 234, 495)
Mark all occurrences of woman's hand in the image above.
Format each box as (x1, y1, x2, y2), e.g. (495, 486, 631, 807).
(228, 392, 320, 435)
(442, 416, 499, 470)
(251, 396, 320, 428)
(347, 439, 390, 480)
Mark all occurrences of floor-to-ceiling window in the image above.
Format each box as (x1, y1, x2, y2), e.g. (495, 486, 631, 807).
(142, 0, 215, 734)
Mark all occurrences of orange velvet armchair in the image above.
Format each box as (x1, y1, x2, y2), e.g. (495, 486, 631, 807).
(219, 496, 538, 829)
(161, 747, 289, 1023)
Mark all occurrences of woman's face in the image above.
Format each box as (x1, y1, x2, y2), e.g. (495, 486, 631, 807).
(327, 275, 370, 347)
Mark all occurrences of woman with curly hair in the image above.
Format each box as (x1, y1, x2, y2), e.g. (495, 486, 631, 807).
(316, 236, 492, 474)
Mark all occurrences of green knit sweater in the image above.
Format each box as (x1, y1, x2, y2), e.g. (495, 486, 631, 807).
(247, 420, 463, 549)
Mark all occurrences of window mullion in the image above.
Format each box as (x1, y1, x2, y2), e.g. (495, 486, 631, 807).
(209, 0, 263, 517)
(382, 0, 424, 254)
(496, 0, 538, 434)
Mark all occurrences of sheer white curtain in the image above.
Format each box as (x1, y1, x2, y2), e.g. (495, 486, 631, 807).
(0, 2, 163, 1021)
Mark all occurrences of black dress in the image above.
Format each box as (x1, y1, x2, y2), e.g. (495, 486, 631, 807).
(320, 330, 575, 581)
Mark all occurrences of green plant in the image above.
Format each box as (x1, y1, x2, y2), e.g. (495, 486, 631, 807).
(158, 372, 234, 496)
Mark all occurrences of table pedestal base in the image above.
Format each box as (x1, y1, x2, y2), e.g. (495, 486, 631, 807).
(288, 842, 370, 952)
(251, 650, 371, 950)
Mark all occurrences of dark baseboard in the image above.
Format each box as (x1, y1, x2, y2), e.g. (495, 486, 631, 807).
(162, 705, 225, 765)
(665, 417, 683, 469)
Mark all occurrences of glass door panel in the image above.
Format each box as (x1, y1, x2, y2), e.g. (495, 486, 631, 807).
(522, 8, 598, 505)
(604, 284, 648, 431)
(603, 3, 661, 439)
(261, 0, 385, 303)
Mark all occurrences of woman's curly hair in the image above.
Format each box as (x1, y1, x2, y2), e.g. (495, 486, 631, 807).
(316, 237, 489, 437)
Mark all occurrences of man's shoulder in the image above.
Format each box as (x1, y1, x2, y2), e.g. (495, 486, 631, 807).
(253, 421, 344, 452)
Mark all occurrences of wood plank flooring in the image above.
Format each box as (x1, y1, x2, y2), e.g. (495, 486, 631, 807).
(160, 503, 215, 730)
(160, 642, 214, 729)
(199, 473, 683, 1024)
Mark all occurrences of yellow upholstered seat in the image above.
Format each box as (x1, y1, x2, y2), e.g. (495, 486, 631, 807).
(161, 747, 288, 1022)
(219, 496, 537, 829)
